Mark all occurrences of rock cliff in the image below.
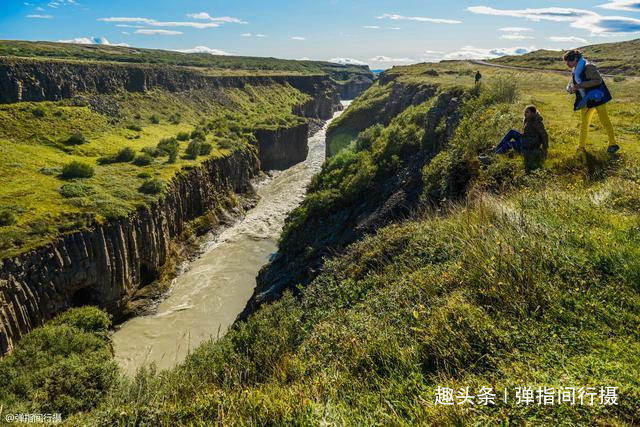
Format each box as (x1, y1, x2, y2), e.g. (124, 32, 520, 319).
(254, 122, 309, 171)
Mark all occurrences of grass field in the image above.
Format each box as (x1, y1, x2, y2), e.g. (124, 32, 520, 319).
(1, 54, 639, 424)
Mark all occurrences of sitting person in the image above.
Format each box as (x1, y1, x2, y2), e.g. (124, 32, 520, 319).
(494, 105, 548, 155)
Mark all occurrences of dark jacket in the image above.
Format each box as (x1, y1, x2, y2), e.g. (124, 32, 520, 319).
(573, 63, 612, 111)
(522, 112, 548, 151)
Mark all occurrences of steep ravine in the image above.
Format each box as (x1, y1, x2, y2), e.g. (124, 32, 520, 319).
(0, 59, 370, 355)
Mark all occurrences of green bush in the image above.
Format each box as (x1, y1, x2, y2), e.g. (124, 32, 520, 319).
(61, 161, 95, 179)
(177, 131, 190, 141)
(0, 307, 117, 417)
(133, 153, 153, 166)
(157, 137, 179, 155)
(116, 147, 136, 162)
(32, 107, 46, 118)
(59, 183, 95, 198)
(190, 129, 206, 141)
(0, 209, 16, 227)
(169, 113, 181, 124)
(199, 142, 213, 156)
(126, 122, 142, 132)
(139, 178, 164, 194)
(149, 114, 160, 124)
(137, 171, 152, 179)
(66, 132, 86, 145)
(185, 140, 202, 159)
(141, 146, 162, 158)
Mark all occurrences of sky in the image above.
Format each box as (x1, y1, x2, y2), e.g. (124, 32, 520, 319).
(1, 0, 639, 69)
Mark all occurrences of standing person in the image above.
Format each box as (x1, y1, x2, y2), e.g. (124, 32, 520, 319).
(563, 49, 618, 153)
(475, 70, 482, 84)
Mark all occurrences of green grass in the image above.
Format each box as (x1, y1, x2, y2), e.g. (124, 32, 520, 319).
(0, 40, 374, 82)
(2, 58, 639, 425)
(491, 38, 640, 76)
(0, 83, 311, 259)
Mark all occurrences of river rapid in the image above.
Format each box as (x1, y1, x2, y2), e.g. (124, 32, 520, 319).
(112, 102, 350, 374)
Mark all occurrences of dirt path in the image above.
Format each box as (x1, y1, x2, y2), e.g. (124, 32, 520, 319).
(468, 60, 622, 78)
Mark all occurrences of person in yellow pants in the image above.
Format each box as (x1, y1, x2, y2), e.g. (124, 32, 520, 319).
(579, 104, 617, 149)
(564, 49, 619, 153)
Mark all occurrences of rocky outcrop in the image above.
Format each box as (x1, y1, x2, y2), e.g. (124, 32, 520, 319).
(254, 122, 309, 171)
(334, 75, 375, 100)
(0, 147, 260, 355)
(241, 89, 464, 319)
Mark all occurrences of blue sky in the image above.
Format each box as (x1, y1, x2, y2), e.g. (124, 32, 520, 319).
(1, 0, 639, 69)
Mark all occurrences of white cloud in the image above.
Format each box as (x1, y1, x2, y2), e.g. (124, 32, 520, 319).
(242, 33, 252, 37)
(468, 5, 640, 35)
(241, 33, 267, 38)
(298, 57, 310, 61)
(174, 46, 231, 55)
(443, 45, 536, 60)
(291, 36, 306, 40)
(597, 1, 640, 12)
(256, 33, 267, 38)
(377, 13, 461, 24)
(363, 25, 380, 29)
(99, 17, 221, 29)
(58, 36, 129, 47)
(27, 14, 53, 18)
(547, 36, 589, 44)
(185, 12, 248, 24)
(499, 27, 533, 32)
(501, 34, 534, 40)
(329, 57, 367, 65)
(135, 29, 183, 35)
(369, 55, 415, 63)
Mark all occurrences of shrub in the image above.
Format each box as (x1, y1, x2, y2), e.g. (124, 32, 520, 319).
(0, 307, 117, 417)
(186, 140, 202, 159)
(149, 114, 160, 124)
(157, 137, 179, 155)
(139, 178, 164, 195)
(133, 153, 153, 166)
(59, 183, 95, 198)
(168, 150, 178, 164)
(137, 171, 152, 179)
(199, 142, 213, 156)
(66, 132, 86, 145)
(116, 147, 136, 162)
(32, 107, 46, 118)
(169, 113, 181, 124)
(141, 146, 161, 158)
(126, 122, 142, 132)
(190, 129, 206, 141)
(0, 209, 16, 227)
(177, 131, 190, 141)
(61, 161, 95, 179)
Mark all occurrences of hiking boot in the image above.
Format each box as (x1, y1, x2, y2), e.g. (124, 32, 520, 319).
(478, 155, 492, 165)
(607, 145, 620, 154)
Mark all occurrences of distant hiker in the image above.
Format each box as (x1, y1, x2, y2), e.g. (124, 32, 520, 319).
(475, 71, 482, 84)
(563, 49, 618, 153)
(493, 105, 548, 155)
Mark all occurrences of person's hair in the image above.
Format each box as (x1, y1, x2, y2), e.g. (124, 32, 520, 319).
(563, 49, 582, 62)
(524, 105, 537, 114)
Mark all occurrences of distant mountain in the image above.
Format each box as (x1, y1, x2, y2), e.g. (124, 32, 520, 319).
(491, 38, 640, 76)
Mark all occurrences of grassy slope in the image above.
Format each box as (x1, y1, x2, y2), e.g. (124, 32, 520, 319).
(2, 61, 640, 424)
(0, 82, 309, 259)
(0, 40, 373, 80)
(491, 38, 640, 76)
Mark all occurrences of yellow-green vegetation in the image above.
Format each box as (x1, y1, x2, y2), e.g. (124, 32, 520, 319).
(0, 40, 373, 81)
(491, 38, 640, 76)
(2, 59, 639, 424)
(0, 307, 117, 417)
(0, 83, 310, 259)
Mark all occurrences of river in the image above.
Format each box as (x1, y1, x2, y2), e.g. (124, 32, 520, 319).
(112, 101, 350, 374)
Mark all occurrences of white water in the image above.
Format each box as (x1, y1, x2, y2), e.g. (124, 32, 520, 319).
(112, 102, 350, 374)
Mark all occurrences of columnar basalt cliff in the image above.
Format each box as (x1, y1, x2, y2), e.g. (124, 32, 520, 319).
(254, 122, 310, 171)
(0, 147, 259, 355)
(0, 56, 373, 355)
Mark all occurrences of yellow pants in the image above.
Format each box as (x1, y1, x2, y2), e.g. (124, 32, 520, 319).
(579, 104, 616, 148)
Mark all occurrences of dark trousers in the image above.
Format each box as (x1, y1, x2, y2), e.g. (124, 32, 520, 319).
(495, 129, 523, 154)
